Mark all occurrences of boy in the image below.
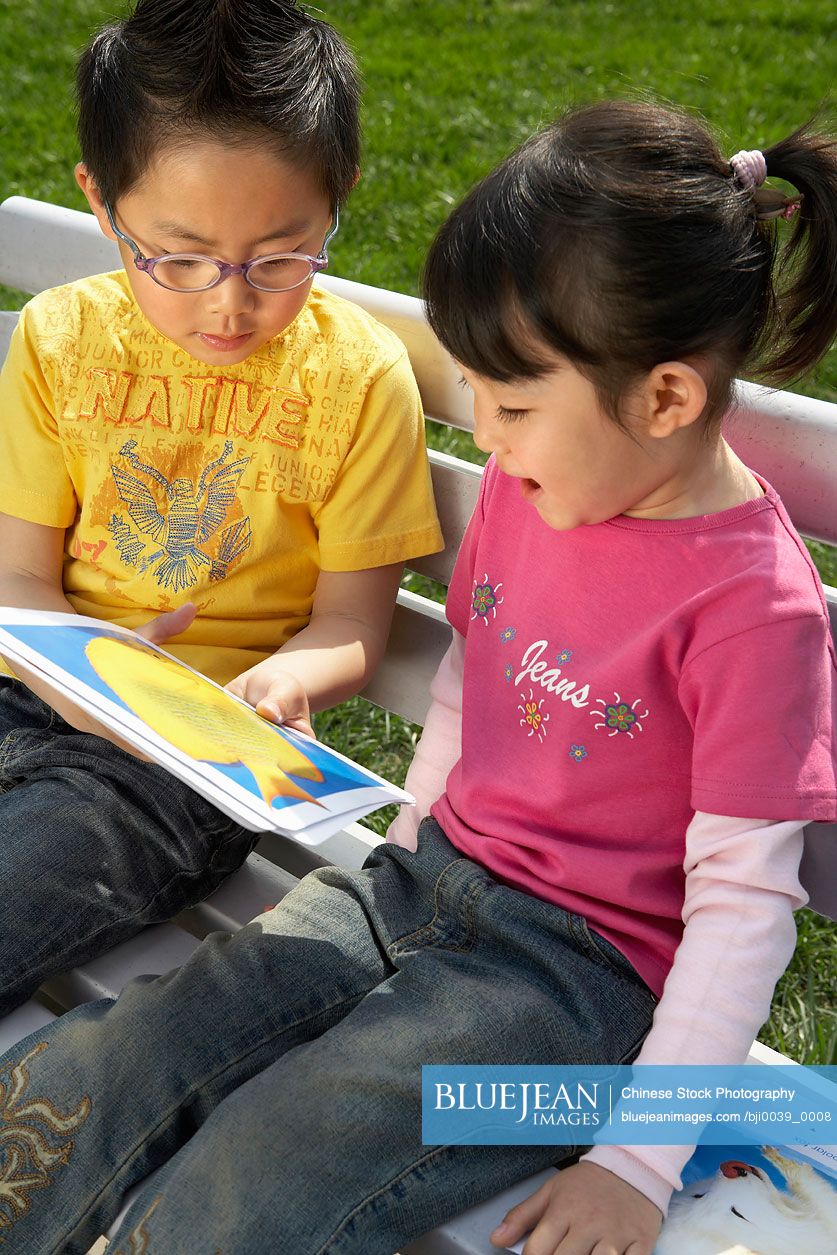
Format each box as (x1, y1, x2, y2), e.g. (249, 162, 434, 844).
(0, 0, 442, 1016)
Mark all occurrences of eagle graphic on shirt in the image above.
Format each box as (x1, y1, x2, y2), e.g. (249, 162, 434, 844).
(108, 439, 252, 592)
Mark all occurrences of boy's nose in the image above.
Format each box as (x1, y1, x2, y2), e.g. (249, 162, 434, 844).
(206, 274, 257, 318)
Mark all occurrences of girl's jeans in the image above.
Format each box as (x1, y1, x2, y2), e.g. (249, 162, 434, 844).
(0, 816, 658, 1255)
(0, 679, 257, 1015)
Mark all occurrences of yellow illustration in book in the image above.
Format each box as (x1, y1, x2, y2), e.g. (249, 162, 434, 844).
(85, 636, 324, 807)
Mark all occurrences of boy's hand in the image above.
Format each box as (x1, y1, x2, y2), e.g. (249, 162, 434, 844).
(135, 600, 197, 646)
(490, 1161, 662, 1255)
(226, 659, 314, 738)
(6, 602, 198, 756)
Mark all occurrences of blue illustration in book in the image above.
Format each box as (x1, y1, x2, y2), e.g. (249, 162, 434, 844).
(654, 1142, 837, 1254)
(0, 616, 402, 824)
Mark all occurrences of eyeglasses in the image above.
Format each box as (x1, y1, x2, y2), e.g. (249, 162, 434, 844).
(103, 201, 339, 293)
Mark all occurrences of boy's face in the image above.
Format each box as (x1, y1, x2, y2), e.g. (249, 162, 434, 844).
(77, 140, 334, 366)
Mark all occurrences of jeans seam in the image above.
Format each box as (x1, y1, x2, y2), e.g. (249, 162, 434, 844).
(315, 1138, 581, 1255)
(314, 1143, 456, 1255)
(389, 860, 480, 955)
(616, 1024, 655, 1064)
(567, 912, 649, 992)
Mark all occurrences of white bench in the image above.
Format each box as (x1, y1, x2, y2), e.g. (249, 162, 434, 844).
(1, 195, 835, 1255)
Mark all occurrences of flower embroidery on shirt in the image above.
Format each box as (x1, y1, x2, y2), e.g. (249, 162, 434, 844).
(518, 688, 550, 743)
(500, 626, 517, 643)
(504, 663, 514, 683)
(590, 692, 649, 739)
(470, 574, 504, 624)
(555, 647, 573, 665)
(0, 1042, 91, 1234)
(568, 743, 588, 761)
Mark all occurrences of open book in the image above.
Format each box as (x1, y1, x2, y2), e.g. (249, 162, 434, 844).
(504, 1140, 837, 1254)
(0, 608, 412, 844)
(504, 1138, 836, 1254)
(652, 1140, 837, 1254)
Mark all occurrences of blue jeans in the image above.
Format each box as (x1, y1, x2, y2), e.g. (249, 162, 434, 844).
(0, 818, 657, 1254)
(0, 679, 256, 1015)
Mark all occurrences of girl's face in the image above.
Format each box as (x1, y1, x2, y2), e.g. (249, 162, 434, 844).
(461, 361, 683, 530)
(77, 140, 334, 367)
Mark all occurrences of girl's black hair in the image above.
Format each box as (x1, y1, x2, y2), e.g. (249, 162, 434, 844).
(423, 100, 837, 426)
(76, 0, 360, 206)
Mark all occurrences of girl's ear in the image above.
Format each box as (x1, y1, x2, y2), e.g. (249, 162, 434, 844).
(74, 163, 116, 241)
(641, 361, 708, 439)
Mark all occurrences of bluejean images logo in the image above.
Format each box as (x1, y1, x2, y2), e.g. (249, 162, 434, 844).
(434, 1077, 600, 1129)
(422, 1065, 837, 1146)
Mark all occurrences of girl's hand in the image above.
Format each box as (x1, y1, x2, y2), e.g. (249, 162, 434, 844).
(226, 658, 314, 739)
(490, 1161, 663, 1255)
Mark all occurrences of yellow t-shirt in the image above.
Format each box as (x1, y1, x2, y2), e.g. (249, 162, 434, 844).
(0, 272, 442, 683)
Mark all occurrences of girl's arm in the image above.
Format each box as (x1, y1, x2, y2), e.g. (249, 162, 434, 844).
(386, 628, 465, 848)
(494, 811, 808, 1253)
(581, 811, 807, 1209)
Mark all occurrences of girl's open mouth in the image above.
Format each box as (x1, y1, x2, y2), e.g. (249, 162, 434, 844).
(519, 477, 543, 502)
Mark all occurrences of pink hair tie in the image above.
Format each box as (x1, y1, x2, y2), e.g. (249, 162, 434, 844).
(729, 149, 767, 189)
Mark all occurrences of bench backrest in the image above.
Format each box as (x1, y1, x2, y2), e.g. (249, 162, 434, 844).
(1, 194, 835, 917)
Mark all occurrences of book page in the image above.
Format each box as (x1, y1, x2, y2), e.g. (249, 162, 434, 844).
(0, 609, 412, 842)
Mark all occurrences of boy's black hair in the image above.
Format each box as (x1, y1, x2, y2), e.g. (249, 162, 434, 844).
(76, 0, 360, 207)
(423, 100, 837, 428)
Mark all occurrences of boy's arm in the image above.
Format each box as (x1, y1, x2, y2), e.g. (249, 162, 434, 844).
(0, 511, 122, 733)
(0, 511, 197, 746)
(226, 563, 404, 736)
(0, 513, 74, 615)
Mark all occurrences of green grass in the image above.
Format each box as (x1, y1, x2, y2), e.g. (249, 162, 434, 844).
(0, 0, 834, 1062)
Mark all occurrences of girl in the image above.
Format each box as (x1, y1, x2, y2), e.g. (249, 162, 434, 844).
(0, 102, 835, 1255)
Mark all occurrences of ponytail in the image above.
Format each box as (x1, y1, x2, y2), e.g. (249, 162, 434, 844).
(423, 100, 836, 430)
(759, 116, 837, 384)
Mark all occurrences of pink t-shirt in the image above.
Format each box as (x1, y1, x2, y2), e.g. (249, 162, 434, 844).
(431, 459, 837, 995)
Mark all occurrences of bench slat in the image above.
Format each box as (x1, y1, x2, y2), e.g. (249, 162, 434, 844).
(40, 923, 199, 1010)
(178, 852, 299, 938)
(413, 450, 483, 586)
(728, 383, 837, 545)
(361, 588, 452, 724)
(0, 196, 119, 292)
(0, 999, 56, 1053)
(3, 196, 837, 544)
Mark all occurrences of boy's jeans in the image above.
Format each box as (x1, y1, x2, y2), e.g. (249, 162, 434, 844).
(0, 679, 256, 1014)
(0, 818, 658, 1255)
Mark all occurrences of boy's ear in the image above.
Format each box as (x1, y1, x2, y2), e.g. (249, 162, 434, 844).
(75, 163, 116, 240)
(641, 361, 708, 439)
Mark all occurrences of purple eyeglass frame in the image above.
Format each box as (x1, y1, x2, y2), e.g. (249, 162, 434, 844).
(103, 200, 339, 292)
